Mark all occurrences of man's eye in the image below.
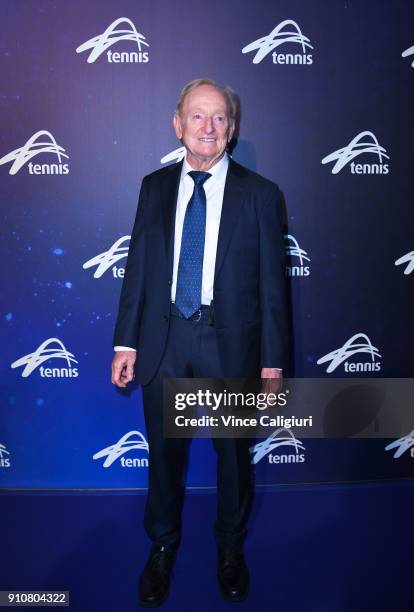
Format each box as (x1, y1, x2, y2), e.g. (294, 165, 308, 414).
(193, 114, 202, 120)
(214, 116, 225, 123)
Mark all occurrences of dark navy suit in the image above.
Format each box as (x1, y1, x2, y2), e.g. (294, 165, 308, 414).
(113, 157, 289, 548)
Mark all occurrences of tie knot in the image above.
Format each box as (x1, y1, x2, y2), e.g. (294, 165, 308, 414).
(188, 171, 211, 186)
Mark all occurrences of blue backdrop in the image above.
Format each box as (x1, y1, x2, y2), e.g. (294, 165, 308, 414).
(1, 0, 413, 489)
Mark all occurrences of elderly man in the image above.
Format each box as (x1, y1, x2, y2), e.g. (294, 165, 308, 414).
(112, 78, 289, 606)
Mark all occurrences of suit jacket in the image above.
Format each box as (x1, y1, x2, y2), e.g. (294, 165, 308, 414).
(113, 157, 289, 385)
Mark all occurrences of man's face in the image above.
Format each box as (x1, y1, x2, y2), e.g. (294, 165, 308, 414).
(173, 85, 235, 169)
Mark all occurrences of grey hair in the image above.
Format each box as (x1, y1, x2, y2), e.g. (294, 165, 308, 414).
(175, 78, 238, 126)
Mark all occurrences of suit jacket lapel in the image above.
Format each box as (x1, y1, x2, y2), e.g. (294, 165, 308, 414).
(214, 158, 245, 282)
(161, 160, 182, 268)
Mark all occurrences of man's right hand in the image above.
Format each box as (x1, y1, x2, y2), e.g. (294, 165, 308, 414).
(111, 351, 137, 388)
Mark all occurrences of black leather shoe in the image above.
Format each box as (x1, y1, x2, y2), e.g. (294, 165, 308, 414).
(139, 544, 178, 607)
(218, 547, 249, 602)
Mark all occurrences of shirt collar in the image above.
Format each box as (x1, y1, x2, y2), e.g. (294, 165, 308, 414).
(181, 152, 229, 183)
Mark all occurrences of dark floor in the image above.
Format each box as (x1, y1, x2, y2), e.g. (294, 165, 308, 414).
(1, 481, 413, 612)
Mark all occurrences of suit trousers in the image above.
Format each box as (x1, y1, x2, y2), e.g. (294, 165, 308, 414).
(141, 306, 253, 551)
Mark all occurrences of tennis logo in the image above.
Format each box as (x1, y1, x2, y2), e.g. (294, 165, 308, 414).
(0, 443, 11, 468)
(161, 147, 186, 165)
(242, 19, 313, 65)
(83, 236, 130, 279)
(93, 431, 149, 468)
(76, 17, 149, 63)
(249, 428, 305, 464)
(285, 234, 310, 277)
(402, 44, 414, 68)
(395, 251, 414, 276)
(321, 131, 389, 175)
(11, 338, 79, 378)
(385, 431, 414, 459)
(317, 333, 382, 374)
(0, 130, 69, 175)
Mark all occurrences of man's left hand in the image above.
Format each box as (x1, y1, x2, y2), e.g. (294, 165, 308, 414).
(261, 368, 283, 379)
(260, 368, 283, 395)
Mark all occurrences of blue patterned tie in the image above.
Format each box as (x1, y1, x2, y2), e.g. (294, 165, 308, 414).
(175, 171, 211, 318)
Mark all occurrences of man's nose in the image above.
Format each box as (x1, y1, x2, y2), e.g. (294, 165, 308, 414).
(204, 117, 214, 133)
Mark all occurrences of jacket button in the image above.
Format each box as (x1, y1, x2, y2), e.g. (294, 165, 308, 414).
(168, 280, 172, 286)
(163, 315, 169, 322)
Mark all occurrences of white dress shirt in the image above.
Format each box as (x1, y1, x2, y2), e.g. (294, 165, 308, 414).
(171, 153, 228, 305)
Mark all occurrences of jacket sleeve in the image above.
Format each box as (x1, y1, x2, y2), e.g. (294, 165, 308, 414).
(112, 175, 149, 349)
(258, 184, 290, 370)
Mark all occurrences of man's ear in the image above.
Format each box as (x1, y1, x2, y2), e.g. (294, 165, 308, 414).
(173, 112, 183, 140)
